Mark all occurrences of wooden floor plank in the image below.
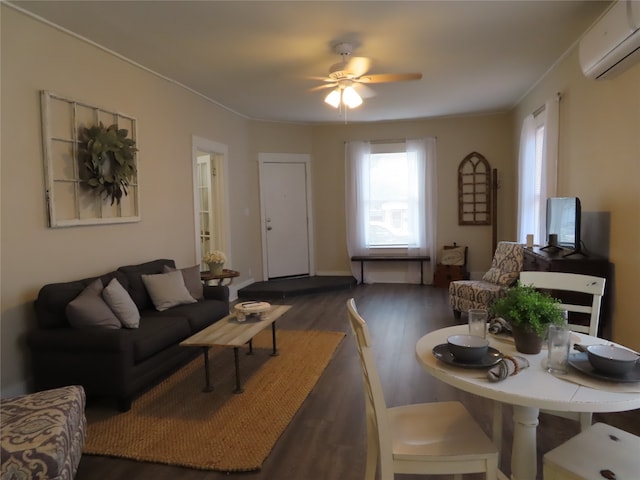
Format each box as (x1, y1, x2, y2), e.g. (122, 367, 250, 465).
(76, 284, 640, 480)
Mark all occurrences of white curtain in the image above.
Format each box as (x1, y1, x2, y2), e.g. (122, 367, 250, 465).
(517, 95, 559, 245)
(406, 138, 437, 282)
(345, 138, 437, 284)
(345, 140, 371, 271)
(517, 114, 537, 244)
(541, 96, 559, 207)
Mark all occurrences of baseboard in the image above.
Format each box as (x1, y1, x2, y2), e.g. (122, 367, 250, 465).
(230, 277, 256, 301)
(314, 270, 353, 276)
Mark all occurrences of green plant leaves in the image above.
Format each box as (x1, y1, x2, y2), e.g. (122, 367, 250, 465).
(490, 281, 564, 336)
(79, 122, 137, 205)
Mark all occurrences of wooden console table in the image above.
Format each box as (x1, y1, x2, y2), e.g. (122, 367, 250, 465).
(522, 247, 611, 336)
(350, 255, 430, 285)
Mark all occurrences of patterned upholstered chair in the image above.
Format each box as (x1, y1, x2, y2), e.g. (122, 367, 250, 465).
(1, 385, 86, 480)
(449, 241, 524, 319)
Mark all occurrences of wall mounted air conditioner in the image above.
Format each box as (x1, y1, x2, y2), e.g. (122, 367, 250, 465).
(579, 0, 640, 79)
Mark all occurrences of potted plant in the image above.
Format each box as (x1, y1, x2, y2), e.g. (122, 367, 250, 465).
(489, 281, 565, 354)
(203, 250, 227, 275)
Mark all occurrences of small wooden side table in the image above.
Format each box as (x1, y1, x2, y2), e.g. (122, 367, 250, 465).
(200, 268, 239, 286)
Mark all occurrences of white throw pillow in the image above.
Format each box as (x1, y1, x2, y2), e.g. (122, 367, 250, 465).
(65, 279, 121, 329)
(103, 278, 140, 328)
(141, 270, 197, 311)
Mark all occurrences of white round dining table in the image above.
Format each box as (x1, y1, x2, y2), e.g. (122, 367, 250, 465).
(415, 325, 640, 480)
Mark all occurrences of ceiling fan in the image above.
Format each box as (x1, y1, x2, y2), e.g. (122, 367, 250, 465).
(311, 42, 423, 109)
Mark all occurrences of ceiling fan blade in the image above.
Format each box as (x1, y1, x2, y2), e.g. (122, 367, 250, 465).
(309, 83, 338, 92)
(358, 72, 423, 83)
(345, 56, 371, 77)
(355, 83, 377, 99)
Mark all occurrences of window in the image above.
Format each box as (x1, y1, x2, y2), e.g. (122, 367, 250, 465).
(345, 138, 437, 283)
(365, 149, 416, 247)
(517, 96, 559, 245)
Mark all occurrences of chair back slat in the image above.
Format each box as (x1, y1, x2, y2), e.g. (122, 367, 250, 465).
(519, 271, 605, 336)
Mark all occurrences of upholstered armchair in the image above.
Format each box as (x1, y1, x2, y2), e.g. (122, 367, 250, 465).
(449, 241, 524, 319)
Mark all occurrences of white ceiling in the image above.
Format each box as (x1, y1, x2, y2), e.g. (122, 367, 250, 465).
(10, 1, 611, 124)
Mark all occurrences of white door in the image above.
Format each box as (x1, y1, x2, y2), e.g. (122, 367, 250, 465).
(259, 154, 313, 279)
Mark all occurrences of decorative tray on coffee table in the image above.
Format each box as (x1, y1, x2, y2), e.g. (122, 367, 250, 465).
(234, 301, 271, 322)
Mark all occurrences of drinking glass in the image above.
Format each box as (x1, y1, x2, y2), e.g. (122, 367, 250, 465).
(547, 324, 571, 374)
(468, 309, 488, 338)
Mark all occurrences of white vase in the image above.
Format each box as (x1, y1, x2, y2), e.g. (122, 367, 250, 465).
(208, 262, 224, 275)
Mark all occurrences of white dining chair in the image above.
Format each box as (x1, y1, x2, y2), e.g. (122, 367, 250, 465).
(543, 422, 640, 480)
(519, 271, 606, 431)
(518, 271, 606, 337)
(346, 298, 499, 480)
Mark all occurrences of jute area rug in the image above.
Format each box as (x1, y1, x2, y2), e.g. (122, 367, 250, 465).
(83, 329, 345, 472)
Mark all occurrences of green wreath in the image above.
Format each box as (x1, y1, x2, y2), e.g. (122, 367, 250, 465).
(79, 122, 138, 205)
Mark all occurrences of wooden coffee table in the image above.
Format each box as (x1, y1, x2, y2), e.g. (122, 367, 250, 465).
(180, 304, 291, 393)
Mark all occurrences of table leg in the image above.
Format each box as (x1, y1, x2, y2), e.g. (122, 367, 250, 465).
(233, 347, 244, 394)
(511, 405, 539, 480)
(271, 321, 278, 356)
(202, 347, 213, 392)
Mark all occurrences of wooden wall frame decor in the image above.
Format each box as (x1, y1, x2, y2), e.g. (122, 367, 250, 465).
(458, 151, 491, 225)
(40, 91, 140, 228)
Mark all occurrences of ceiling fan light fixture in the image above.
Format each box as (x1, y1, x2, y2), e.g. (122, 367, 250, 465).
(324, 89, 341, 108)
(342, 86, 362, 108)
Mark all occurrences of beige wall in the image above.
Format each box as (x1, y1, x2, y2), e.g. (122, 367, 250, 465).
(5, 5, 636, 396)
(514, 49, 640, 350)
(1, 7, 514, 395)
(1, 7, 257, 394)
(308, 116, 515, 275)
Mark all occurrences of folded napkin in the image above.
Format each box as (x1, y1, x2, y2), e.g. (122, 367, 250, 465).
(488, 317, 512, 336)
(487, 355, 530, 382)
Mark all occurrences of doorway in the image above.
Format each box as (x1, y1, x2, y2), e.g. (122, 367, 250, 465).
(192, 136, 229, 269)
(259, 153, 314, 279)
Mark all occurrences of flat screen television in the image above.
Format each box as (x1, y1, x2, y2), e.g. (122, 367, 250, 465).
(545, 197, 584, 256)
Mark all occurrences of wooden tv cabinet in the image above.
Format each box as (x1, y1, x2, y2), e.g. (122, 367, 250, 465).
(522, 247, 612, 337)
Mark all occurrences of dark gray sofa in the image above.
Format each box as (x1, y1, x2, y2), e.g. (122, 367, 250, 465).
(27, 259, 229, 411)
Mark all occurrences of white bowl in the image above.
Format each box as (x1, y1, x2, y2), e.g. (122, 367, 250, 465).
(447, 334, 489, 362)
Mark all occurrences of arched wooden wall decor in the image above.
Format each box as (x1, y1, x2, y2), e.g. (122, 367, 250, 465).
(458, 152, 491, 225)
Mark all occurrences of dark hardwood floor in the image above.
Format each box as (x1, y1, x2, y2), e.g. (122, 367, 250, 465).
(76, 284, 640, 479)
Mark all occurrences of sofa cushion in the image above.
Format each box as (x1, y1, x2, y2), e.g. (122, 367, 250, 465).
(65, 279, 121, 329)
(141, 270, 197, 311)
(103, 278, 140, 328)
(163, 264, 203, 300)
(132, 316, 192, 363)
(152, 298, 229, 333)
(118, 259, 175, 311)
(35, 271, 128, 329)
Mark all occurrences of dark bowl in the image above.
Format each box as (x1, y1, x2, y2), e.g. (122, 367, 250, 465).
(447, 334, 489, 363)
(586, 345, 638, 376)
